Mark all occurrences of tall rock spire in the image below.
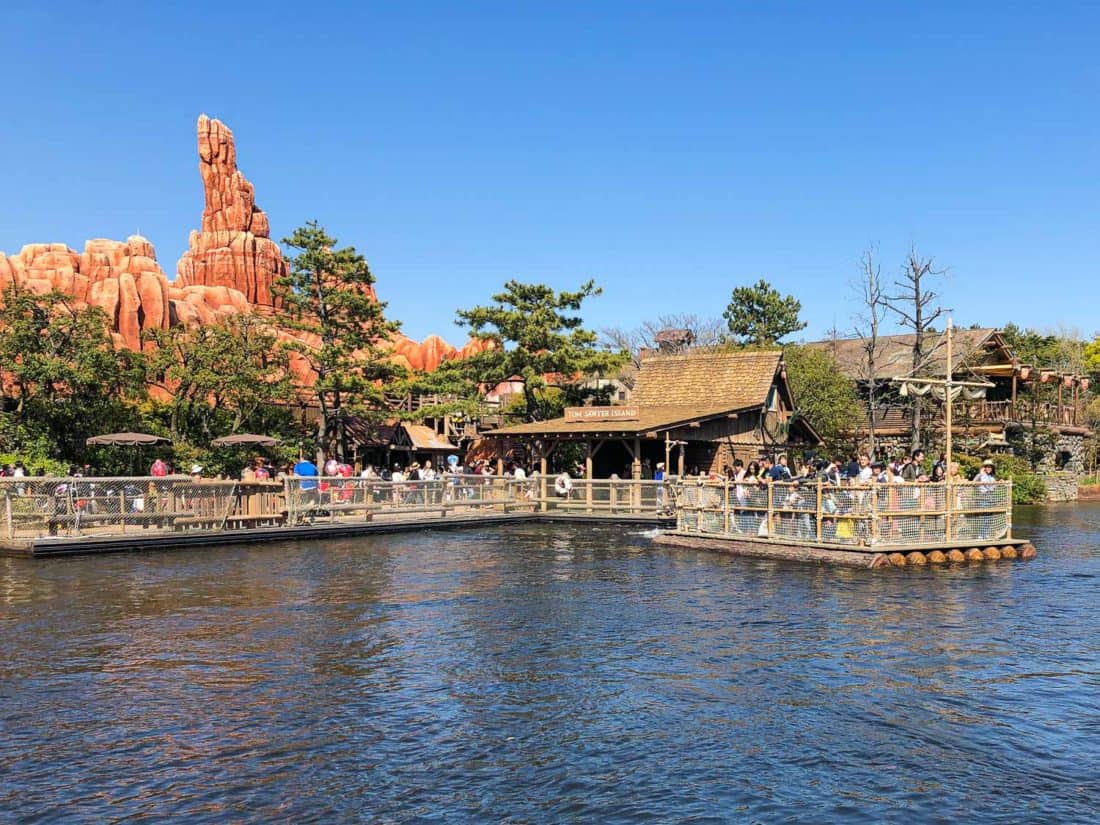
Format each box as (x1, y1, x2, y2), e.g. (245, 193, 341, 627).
(175, 115, 287, 307)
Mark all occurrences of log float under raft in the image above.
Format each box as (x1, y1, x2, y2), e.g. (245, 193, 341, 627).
(654, 531, 1036, 569)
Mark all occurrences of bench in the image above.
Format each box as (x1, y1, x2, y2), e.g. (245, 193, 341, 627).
(46, 512, 184, 535)
(173, 512, 287, 532)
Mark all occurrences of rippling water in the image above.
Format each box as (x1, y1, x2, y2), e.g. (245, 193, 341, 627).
(1, 505, 1098, 822)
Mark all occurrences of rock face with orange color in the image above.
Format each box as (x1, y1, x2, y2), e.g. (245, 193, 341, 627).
(174, 115, 288, 307)
(0, 237, 174, 351)
(0, 114, 483, 377)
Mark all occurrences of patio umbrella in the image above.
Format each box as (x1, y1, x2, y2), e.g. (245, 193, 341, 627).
(210, 434, 279, 447)
(86, 432, 173, 476)
(86, 432, 172, 447)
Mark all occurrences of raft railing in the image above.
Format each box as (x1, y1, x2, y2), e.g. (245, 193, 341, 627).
(0, 475, 671, 542)
(671, 479, 1013, 548)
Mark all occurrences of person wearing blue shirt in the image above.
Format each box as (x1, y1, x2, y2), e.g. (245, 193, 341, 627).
(768, 455, 792, 482)
(293, 458, 319, 490)
(291, 457, 320, 520)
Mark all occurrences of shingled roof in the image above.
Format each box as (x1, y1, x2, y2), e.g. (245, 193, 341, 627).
(631, 350, 783, 408)
(807, 329, 1005, 381)
(484, 404, 743, 436)
(402, 423, 458, 451)
(488, 349, 788, 437)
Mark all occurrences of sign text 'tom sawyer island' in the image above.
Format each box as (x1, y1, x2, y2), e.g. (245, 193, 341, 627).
(564, 406, 640, 422)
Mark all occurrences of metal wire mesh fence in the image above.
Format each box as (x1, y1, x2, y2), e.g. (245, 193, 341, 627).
(0, 473, 1013, 550)
(672, 480, 1013, 548)
(1, 474, 673, 543)
(0, 476, 239, 540)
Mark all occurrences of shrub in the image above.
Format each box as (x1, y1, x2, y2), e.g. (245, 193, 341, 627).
(955, 452, 1047, 505)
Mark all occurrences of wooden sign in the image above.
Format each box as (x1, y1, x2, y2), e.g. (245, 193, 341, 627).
(564, 406, 640, 422)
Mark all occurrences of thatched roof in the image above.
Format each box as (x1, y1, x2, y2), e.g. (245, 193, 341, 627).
(806, 328, 1006, 381)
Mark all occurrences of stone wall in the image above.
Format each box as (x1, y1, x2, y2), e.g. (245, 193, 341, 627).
(1035, 432, 1086, 501)
(1044, 472, 1079, 502)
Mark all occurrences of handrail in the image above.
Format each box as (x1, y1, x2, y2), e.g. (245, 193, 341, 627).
(0, 475, 672, 542)
(671, 479, 1013, 548)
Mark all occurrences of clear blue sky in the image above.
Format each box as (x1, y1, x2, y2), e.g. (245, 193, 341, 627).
(2, 1, 1097, 344)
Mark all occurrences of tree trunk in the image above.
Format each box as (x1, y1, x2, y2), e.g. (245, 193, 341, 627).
(911, 330, 923, 453)
(334, 388, 345, 463)
(316, 389, 330, 467)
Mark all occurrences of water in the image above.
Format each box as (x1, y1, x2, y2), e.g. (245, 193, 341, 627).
(1, 506, 1098, 823)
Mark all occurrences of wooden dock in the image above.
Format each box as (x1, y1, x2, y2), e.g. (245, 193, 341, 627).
(2, 510, 671, 559)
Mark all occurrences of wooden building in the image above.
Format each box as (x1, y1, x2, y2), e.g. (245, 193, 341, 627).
(811, 328, 1089, 440)
(486, 350, 821, 478)
(343, 418, 461, 471)
(809, 328, 1091, 496)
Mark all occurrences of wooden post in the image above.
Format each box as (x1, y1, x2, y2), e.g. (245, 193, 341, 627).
(585, 440, 593, 513)
(1006, 479, 1013, 539)
(5, 494, 12, 541)
(632, 437, 642, 512)
(540, 452, 548, 513)
(677, 443, 685, 478)
(723, 480, 731, 535)
(815, 479, 823, 542)
(945, 480, 953, 543)
(870, 481, 879, 546)
(945, 317, 953, 474)
(766, 482, 773, 538)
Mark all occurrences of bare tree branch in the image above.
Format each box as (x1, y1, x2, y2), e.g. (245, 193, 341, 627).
(852, 244, 886, 455)
(884, 245, 949, 451)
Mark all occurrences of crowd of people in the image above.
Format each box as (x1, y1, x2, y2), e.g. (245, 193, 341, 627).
(682, 449, 1004, 544)
(688, 449, 998, 488)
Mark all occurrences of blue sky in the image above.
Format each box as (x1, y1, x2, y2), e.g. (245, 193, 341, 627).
(2, 2, 1097, 344)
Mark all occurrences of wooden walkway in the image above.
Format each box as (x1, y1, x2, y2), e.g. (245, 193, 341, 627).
(2, 510, 672, 559)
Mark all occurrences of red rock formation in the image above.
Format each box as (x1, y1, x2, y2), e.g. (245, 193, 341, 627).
(174, 115, 288, 307)
(0, 237, 175, 351)
(0, 114, 486, 377)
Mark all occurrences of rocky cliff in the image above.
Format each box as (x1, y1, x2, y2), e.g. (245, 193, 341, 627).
(0, 115, 481, 372)
(174, 115, 288, 308)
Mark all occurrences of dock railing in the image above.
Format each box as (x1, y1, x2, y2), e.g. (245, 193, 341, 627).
(672, 479, 1013, 549)
(0, 475, 670, 543)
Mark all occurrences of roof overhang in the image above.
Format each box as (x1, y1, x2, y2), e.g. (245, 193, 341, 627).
(484, 404, 758, 440)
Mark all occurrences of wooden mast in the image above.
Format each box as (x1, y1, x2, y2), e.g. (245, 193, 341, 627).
(945, 317, 953, 472)
(945, 318, 954, 543)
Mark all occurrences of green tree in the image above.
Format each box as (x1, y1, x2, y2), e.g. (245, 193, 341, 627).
(144, 313, 296, 440)
(453, 280, 626, 422)
(274, 221, 402, 461)
(1083, 337, 1100, 379)
(722, 279, 806, 347)
(0, 284, 146, 463)
(783, 344, 861, 453)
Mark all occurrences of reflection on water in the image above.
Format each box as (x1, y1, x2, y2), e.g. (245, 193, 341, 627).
(2, 507, 1099, 822)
